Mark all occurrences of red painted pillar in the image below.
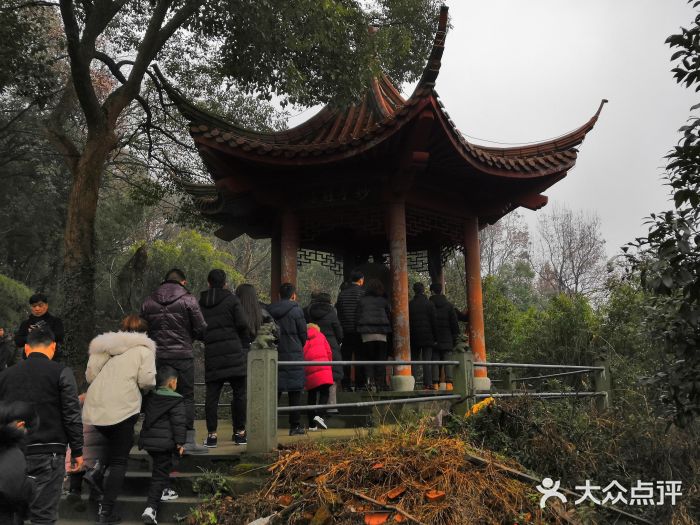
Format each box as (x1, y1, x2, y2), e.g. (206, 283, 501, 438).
(464, 216, 487, 379)
(280, 210, 299, 288)
(387, 199, 413, 389)
(270, 234, 281, 302)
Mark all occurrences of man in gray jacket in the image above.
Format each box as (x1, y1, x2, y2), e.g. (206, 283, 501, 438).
(141, 269, 207, 454)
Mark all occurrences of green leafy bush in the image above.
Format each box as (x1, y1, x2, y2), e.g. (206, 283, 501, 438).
(0, 273, 31, 332)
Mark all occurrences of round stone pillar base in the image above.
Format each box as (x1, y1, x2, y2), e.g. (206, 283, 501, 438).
(391, 374, 416, 392)
(474, 376, 492, 392)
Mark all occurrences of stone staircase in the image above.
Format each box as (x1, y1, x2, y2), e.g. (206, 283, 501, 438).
(58, 391, 447, 524)
(58, 423, 269, 525)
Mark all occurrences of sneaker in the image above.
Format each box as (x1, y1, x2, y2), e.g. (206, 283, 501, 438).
(289, 426, 305, 436)
(141, 506, 158, 524)
(308, 426, 319, 432)
(161, 488, 179, 501)
(96, 505, 121, 524)
(233, 431, 247, 445)
(203, 434, 218, 448)
(66, 489, 82, 503)
(446, 382, 454, 391)
(313, 415, 328, 430)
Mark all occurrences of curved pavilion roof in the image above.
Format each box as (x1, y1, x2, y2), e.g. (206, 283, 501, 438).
(159, 5, 605, 244)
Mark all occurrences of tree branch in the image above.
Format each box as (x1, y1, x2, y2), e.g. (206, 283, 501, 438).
(44, 85, 81, 173)
(58, 0, 106, 129)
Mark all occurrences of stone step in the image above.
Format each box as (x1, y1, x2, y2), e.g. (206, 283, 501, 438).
(118, 471, 264, 498)
(59, 494, 199, 524)
(127, 450, 242, 473)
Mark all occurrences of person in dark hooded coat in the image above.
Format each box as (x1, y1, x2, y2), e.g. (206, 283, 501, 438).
(199, 269, 250, 447)
(140, 268, 207, 455)
(429, 283, 460, 389)
(266, 283, 307, 435)
(0, 401, 36, 525)
(409, 282, 438, 389)
(304, 292, 343, 407)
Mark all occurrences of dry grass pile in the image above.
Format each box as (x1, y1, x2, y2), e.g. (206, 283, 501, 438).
(191, 421, 577, 525)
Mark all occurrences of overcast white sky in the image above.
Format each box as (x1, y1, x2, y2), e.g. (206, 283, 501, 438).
(287, 1, 697, 255)
(437, 0, 697, 254)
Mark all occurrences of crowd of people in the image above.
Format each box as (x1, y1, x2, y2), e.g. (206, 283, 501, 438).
(0, 267, 463, 524)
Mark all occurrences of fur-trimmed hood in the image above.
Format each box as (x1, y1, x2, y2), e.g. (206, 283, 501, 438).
(89, 331, 156, 356)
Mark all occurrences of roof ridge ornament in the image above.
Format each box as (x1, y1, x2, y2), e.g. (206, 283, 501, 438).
(415, 4, 449, 90)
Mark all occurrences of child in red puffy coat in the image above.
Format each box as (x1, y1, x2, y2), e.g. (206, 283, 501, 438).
(303, 324, 334, 430)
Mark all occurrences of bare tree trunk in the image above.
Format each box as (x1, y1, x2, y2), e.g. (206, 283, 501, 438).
(62, 131, 116, 381)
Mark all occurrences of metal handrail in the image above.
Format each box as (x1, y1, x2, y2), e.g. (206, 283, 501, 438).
(517, 369, 593, 382)
(278, 394, 461, 412)
(479, 362, 604, 371)
(278, 360, 459, 366)
(476, 392, 605, 399)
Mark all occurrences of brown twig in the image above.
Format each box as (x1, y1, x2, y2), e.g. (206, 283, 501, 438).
(462, 451, 655, 525)
(341, 487, 428, 525)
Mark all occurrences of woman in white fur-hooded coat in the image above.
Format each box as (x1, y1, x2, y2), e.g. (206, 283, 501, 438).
(83, 316, 157, 427)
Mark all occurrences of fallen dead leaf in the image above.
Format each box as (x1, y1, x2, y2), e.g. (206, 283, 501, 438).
(364, 511, 391, 525)
(425, 489, 446, 502)
(386, 486, 407, 500)
(277, 495, 293, 506)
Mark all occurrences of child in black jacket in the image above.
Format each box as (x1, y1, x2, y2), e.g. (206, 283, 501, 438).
(138, 366, 186, 524)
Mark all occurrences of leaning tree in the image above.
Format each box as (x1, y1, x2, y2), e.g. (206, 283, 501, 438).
(4, 0, 440, 369)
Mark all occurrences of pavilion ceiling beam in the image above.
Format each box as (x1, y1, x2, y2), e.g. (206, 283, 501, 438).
(515, 193, 549, 211)
(398, 108, 434, 172)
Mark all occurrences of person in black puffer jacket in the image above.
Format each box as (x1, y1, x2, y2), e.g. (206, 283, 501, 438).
(199, 269, 249, 448)
(138, 366, 187, 525)
(355, 279, 392, 390)
(334, 271, 364, 390)
(140, 268, 207, 453)
(304, 292, 344, 404)
(429, 283, 460, 389)
(409, 282, 438, 389)
(267, 283, 307, 435)
(0, 401, 36, 525)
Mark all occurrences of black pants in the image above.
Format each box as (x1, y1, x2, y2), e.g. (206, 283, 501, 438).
(358, 340, 388, 388)
(25, 453, 65, 524)
(146, 452, 174, 510)
(205, 376, 246, 433)
(412, 346, 433, 387)
(306, 385, 330, 426)
(95, 415, 138, 514)
(340, 333, 361, 389)
(278, 391, 301, 429)
(157, 358, 195, 430)
(433, 349, 454, 383)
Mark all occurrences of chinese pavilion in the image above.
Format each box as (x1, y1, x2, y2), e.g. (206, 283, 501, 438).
(160, 6, 604, 390)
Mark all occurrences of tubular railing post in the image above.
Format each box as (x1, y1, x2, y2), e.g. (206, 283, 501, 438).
(246, 325, 278, 453)
(593, 357, 611, 411)
(505, 367, 515, 392)
(452, 347, 474, 416)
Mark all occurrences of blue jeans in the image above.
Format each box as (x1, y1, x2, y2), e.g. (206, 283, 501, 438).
(25, 453, 65, 524)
